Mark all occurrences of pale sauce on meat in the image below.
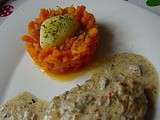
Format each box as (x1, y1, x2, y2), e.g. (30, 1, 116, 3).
(100, 53, 159, 107)
(43, 53, 159, 120)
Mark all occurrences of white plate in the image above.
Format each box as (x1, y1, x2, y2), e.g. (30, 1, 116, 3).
(0, 0, 160, 119)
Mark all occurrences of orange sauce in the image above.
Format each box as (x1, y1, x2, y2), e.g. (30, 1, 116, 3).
(41, 57, 106, 81)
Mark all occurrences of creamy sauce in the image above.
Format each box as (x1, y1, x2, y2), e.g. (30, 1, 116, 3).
(44, 53, 157, 120)
(38, 52, 159, 89)
(109, 53, 159, 88)
(37, 52, 159, 112)
(1, 53, 159, 120)
(102, 53, 159, 120)
(0, 92, 48, 120)
(96, 53, 159, 108)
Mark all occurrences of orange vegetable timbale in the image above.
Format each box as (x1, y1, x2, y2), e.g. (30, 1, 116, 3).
(22, 5, 99, 73)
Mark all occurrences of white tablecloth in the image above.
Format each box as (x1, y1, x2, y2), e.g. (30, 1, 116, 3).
(0, 0, 159, 25)
(129, 0, 160, 15)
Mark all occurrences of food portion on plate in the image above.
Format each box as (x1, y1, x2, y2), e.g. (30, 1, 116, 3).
(12, 3, 159, 120)
(0, 53, 158, 120)
(44, 73, 147, 120)
(0, 92, 48, 120)
(43, 53, 158, 120)
(22, 5, 99, 73)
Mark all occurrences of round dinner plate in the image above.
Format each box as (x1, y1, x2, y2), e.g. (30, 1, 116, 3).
(0, 0, 159, 119)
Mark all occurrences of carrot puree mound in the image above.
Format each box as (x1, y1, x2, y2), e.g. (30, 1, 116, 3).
(22, 5, 99, 73)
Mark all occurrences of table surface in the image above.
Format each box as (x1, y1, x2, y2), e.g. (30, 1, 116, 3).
(128, 0, 160, 15)
(0, 0, 159, 25)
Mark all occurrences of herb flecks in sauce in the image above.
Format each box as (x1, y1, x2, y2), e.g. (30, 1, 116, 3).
(0, 53, 158, 120)
(0, 92, 48, 120)
(43, 53, 159, 120)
